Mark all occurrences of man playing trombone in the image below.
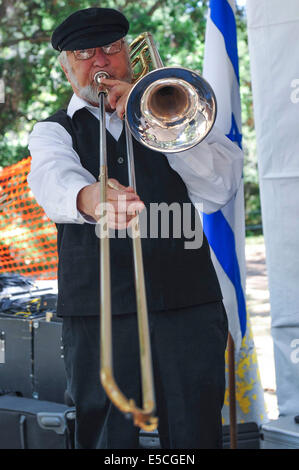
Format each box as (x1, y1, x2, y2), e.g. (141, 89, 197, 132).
(28, 7, 243, 449)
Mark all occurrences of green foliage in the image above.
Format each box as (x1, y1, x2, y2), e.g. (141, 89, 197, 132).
(0, 0, 210, 164)
(0, 0, 260, 229)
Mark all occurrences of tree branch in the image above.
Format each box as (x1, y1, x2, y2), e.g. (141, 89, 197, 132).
(146, 0, 165, 17)
(1, 33, 51, 48)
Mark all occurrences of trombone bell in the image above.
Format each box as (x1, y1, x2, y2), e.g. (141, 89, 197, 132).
(126, 66, 217, 153)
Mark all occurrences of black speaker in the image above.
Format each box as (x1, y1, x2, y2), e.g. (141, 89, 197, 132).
(0, 316, 34, 397)
(33, 318, 67, 404)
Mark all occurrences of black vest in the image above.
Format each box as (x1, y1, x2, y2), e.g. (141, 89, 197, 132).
(44, 108, 222, 316)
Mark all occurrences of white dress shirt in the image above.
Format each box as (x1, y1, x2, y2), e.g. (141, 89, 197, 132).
(27, 93, 243, 224)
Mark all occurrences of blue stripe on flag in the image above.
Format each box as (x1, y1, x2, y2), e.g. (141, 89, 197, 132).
(203, 210, 246, 337)
(226, 113, 242, 150)
(210, 0, 240, 83)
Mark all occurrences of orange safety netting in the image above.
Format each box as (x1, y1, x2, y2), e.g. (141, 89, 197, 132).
(0, 157, 58, 279)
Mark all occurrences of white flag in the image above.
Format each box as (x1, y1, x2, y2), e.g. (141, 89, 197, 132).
(203, 0, 266, 424)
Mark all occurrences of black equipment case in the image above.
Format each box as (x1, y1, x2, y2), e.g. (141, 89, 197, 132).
(0, 316, 33, 397)
(0, 281, 60, 399)
(0, 395, 75, 449)
(0, 313, 67, 403)
(222, 422, 261, 449)
(139, 422, 261, 449)
(33, 317, 67, 403)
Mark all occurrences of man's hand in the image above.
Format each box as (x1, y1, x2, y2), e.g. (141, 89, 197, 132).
(77, 178, 144, 229)
(99, 77, 133, 119)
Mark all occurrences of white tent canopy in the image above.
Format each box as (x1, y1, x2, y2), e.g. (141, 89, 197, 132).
(247, 0, 299, 415)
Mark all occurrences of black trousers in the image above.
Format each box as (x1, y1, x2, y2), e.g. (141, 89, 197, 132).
(62, 301, 228, 449)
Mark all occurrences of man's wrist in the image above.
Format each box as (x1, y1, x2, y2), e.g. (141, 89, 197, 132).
(77, 184, 94, 217)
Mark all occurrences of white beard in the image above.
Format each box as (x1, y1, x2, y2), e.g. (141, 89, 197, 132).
(79, 83, 99, 105)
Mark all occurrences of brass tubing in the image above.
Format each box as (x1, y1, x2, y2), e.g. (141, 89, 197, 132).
(125, 123, 157, 428)
(96, 75, 158, 431)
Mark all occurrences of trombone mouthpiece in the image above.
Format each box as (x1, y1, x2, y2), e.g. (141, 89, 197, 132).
(94, 71, 110, 97)
(94, 71, 110, 84)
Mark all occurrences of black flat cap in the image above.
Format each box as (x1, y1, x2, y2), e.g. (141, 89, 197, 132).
(51, 7, 129, 51)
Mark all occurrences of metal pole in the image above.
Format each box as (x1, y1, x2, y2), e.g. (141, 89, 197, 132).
(228, 332, 237, 449)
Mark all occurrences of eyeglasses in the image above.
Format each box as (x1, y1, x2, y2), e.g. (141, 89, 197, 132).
(73, 39, 124, 60)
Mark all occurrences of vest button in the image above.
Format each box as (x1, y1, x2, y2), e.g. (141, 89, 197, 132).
(117, 157, 124, 164)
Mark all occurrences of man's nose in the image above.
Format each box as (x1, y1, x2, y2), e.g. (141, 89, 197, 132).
(92, 48, 110, 67)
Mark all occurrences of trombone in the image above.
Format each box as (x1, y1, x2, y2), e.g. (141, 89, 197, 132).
(95, 32, 217, 432)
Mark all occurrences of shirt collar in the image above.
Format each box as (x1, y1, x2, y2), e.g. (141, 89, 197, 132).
(67, 93, 118, 127)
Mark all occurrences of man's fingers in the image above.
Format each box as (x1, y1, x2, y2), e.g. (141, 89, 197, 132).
(99, 78, 123, 87)
(107, 179, 140, 202)
(95, 200, 144, 216)
(107, 211, 136, 230)
(95, 197, 143, 229)
(95, 179, 144, 221)
(127, 201, 145, 214)
(107, 190, 140, 203)
(108, 91, 122, 110)
(108, 211, 127, 224)
(115, 96, 126, 120)
(107, 178, 126, 191)
(107, 179, 135, 194)
(99, 79, 132, 117)
(110, 200, 144, 214)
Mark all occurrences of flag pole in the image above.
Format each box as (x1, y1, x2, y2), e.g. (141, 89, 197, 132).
(228, 332, 237, 449)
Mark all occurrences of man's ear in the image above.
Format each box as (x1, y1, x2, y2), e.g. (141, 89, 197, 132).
(61, 63, 70, 83)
